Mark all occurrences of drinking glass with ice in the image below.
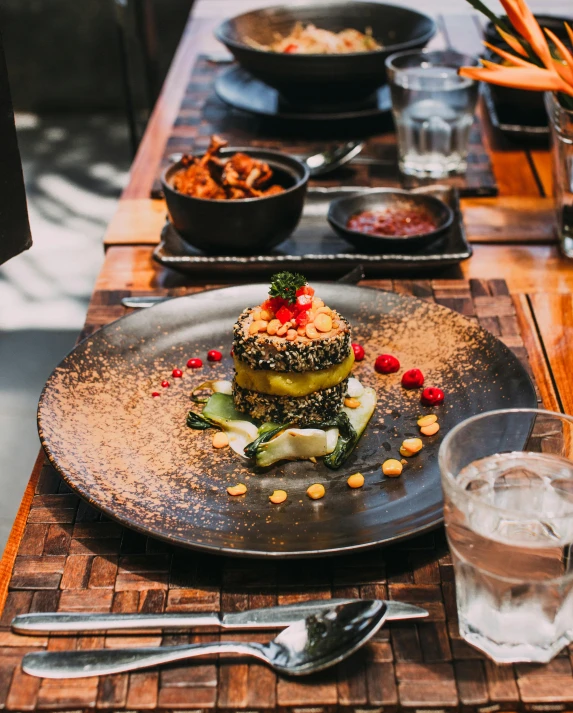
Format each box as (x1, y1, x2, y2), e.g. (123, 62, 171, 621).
(439, 409, 573, 663)
(385, 50, 479, 179)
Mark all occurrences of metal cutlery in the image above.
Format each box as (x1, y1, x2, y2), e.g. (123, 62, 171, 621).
(299, 140, 365, 177)
(121, 295, 169, 309)
(12, 598, 427, 635)
(204, 51, 234, 64)
(22, 600, 386, 679)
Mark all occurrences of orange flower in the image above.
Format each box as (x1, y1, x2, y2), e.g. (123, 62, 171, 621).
(503, 0, 552, 67)
(459, 0, 573, 98)
(544, 28, 573, 85)
(482, 42, 535, 68)
(495, 27, 527, 57)
(459, 64, 572, 94)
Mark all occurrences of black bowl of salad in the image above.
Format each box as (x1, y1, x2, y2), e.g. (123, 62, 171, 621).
(215, 1, 436, 108)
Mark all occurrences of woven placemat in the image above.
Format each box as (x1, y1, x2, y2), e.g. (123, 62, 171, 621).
(151, 55, 498, 200)
(2, 279, 570, 713)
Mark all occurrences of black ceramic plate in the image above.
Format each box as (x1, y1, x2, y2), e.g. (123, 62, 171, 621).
(38, 285, 536, 558)
(215, 66, 392, 121)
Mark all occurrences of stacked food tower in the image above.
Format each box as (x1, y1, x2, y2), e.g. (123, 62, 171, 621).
(232, 272, 355, 424)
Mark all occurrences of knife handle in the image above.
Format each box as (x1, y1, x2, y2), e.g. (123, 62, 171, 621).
(12, 612, 221, 635)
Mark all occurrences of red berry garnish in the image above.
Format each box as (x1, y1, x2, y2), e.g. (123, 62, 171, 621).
(421, 387, 445, 406)
(230, 348, 234, 357)
(207, 349, 222, 362)
(187, 358, 203, 369)
(151, 391, 160, 398)
(352, 343, 365, 361)
(375, 354, 400, 374)
(161, 380, 170, 388)
(401, 369, 424, 389)
(172, 368, 183, 378)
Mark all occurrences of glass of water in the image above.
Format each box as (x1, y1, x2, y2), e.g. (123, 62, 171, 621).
(439, 409, 573, 663)
(385, 50, 479, 179)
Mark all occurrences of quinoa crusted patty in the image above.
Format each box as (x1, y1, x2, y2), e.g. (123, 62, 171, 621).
(233, 308, 351, 373)
(232, 378, 349, 425)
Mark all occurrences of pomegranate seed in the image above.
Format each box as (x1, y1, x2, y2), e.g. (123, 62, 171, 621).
(187, 358, 203, 369)
(207, 349, 222, 362)
(421, 387, 445, 406)
(351, 343, 365, 361)
(161, 380, 170, 388)
(401, 369, 424, 389)
(172, 368, 183, 378)
(375, 354, 400, 374)
(151, 391, 160, 398)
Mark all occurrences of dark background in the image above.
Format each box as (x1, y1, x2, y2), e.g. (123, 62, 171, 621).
(2, 0, 193, 112)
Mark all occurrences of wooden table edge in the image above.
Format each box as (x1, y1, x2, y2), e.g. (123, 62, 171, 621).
(0, 451, 44, 614)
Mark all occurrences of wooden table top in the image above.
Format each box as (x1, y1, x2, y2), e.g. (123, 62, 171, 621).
(1, 1, 573, 710)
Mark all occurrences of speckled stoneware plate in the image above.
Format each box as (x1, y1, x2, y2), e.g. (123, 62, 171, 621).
(38, 284, 536, 558)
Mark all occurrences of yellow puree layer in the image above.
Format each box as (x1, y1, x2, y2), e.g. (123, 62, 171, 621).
(234, 350, 355, 397)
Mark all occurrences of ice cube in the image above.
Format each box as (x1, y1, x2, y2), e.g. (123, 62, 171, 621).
(493, 467, 545, 511)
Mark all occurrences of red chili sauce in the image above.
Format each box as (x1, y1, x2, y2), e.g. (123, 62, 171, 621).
(347, 206, 438, 237)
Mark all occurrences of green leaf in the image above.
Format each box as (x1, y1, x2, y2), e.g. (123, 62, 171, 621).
(244, 422, 287, 459)
(269, 271, 307, 304)
(186, 411, 219, 430)
(464, 0, 512, 34)
(302, 413, 358, 470)
(323, 415, 359, 470)
(203, 392, 247, 423)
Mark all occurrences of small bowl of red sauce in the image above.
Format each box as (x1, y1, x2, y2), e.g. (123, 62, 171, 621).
(327, 189, 454, 252)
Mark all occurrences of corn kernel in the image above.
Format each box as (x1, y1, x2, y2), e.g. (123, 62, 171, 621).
(267, 319, 280, 335)
(212, 431, 229, 448)
(347, 473, 365, 488)
(420, 422, 440, 436)
(382, 459, 403, 477)
(269, 489, 287, 504)
(402, 438, 423, 454)
(307, 483, 326, 500)
(227, 483, 247, 496)
(314, 313, 333, 333)
(417, 414, 437, 427)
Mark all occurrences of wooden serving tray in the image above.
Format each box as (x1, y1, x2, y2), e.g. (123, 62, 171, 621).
(153, 185, 472, 278)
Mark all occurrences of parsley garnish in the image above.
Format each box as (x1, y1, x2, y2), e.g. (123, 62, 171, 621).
(268, 271, 307, 304)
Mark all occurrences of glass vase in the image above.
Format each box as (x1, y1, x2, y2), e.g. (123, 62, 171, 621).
(545, 92, 573, 258)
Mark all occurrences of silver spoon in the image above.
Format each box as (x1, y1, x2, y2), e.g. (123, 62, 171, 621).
(301, 140, 365, 177)
(22, 600, 386, 679)
(167, 140, 365, 178)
